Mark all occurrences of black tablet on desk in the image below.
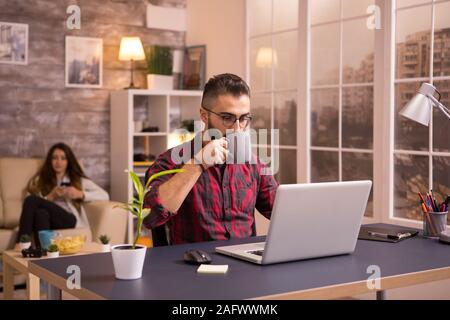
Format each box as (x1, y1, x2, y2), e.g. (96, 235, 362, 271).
(358, 225, 419, 243)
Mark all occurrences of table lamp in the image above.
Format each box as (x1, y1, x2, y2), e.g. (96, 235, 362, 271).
(118, 37, 146, 89)
(399, 83, 450, 126)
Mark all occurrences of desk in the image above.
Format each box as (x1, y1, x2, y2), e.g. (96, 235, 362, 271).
(28, 224, 450, 300)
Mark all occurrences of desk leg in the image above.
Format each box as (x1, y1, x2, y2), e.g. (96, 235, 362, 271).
(46, 283, 62, 300)
(26, 273, 40, 300)
(3, 261, 15, 300)
(376, 290, 386, 300)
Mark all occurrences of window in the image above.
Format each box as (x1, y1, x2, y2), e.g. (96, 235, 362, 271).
(309, 0, 375, 217)
(247, 0, 299, 184)
(393, 0, 450, 223)
(246, 0, 450, 226)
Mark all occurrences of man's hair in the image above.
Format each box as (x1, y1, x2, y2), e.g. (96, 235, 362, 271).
(201, 73, 251, 109)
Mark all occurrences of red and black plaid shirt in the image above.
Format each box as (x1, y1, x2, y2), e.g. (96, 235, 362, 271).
(143, 139, 279, 245)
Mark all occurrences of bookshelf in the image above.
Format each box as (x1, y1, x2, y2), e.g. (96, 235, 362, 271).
(110, 89, 202, 243)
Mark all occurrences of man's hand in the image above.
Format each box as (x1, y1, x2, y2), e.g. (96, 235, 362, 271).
(194, 137, 229, 169)
(62, 186, 84, 200)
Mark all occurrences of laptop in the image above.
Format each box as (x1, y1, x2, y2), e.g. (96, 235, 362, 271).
(215, 180, 372, 265)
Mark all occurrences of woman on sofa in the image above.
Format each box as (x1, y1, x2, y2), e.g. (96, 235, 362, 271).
(17, 142, 109, 248)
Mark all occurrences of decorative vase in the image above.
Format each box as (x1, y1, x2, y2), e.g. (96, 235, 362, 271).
(147, 74, 173, 90)
(101, 243, 111, 252)
(47, 251, 59, 258)
(111, 244, 146, 280)
(19, 242, 31, 250)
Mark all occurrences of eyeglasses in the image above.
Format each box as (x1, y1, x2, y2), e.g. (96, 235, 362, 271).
(202, 107, 253, 129)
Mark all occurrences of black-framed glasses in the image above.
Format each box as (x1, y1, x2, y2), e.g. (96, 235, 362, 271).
(202, 106, 253, 128)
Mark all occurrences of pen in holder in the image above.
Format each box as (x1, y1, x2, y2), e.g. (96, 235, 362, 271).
(423, 211, 448, 238)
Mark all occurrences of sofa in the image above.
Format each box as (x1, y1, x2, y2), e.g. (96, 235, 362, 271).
(0, 157, 128, 253)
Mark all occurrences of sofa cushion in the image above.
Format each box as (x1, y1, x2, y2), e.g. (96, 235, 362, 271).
(0, 158, 43, 228)
(0, 228, 17, 252)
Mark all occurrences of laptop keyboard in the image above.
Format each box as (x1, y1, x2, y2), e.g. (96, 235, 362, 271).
(248, 250, 264, 256)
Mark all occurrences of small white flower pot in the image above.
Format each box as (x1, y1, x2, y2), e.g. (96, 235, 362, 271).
(47, 251, 59, 258)
(101, 243, 111, 252)
(19, 242, 31, 250)
(111, 244, 146, 280)
(147, 74, 173, 90)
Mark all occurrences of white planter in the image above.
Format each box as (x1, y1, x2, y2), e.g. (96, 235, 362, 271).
(47, 251, 59, 258)
(111, 244, 146, 280)
(147, 74, 173, 90)
(101, 243, 111, 252)
(19, 242, 31, 250)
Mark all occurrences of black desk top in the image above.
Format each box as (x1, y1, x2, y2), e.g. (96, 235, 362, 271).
(30, 224, 450, 300)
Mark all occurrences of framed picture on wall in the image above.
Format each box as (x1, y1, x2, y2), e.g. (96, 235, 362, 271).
(0, 22, 28, 65)
(65, 36, 103, 88)
(182, 45, 206, 90)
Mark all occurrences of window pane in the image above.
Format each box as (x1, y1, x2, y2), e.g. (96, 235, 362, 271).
(248, 0, 271, 36)
(433, 2, 450, 77)
(275, 149, 297, 184)
(311, 88, 339, 147)
(396, 0, 431, 9)
(250, 36, 272, 91)
(342, 86, 374, 149)
(343, 18, 374, 84)
(273, 0, 298, 32)
(394, 154, 429, 221)
(343, 0, 374, 19)
(395, 82, 429, 151)
(433, 156, 450, 224)
(251, 93, 271, 131)
(311, 24, 340, 85)
(274, 91, 297, 146)
(433, 80, 450, 153)
(311, 150, 339, 182)
(342, 152, 374, 217)
(395, 5, 432, 79)
(273, 31, 298, 90)
(311, 0, 340, 25)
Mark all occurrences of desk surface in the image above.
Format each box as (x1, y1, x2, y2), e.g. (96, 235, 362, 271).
(29, 224, 450, 300)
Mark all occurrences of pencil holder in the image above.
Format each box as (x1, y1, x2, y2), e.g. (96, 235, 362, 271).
(423, 211, 448, 238)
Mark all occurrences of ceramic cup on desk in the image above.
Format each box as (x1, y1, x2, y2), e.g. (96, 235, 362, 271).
(423, 211, 448, 238)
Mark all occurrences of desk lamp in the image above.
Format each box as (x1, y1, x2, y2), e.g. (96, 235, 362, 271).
(400, 83, 450, 126)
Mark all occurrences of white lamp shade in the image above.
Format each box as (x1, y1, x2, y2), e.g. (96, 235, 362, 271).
(399, 83, 437, 126)
(256, 47, 278, 68)
(118, 37, 146, 61)
(399, 94, 433, 126)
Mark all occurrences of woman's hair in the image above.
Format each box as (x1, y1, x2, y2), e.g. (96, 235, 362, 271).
(27, 143, 86, 210)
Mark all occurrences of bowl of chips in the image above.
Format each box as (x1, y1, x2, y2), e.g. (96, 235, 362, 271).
(52, 234, 86, 255)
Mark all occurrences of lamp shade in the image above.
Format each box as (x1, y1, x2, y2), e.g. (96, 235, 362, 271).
(118, 37, 145, 61)
(256, 47, 278, 68)
(399, 83, 436, 126)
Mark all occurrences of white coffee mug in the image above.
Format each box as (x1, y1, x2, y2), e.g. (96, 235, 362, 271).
(226, 131, 253, 164)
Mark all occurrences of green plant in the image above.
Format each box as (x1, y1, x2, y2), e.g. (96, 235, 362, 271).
(116, 169, 184, 249)
(47, 244, 59, 253)
(99, 234, 110, 245)
(146, 46, 173, 76)
(19, 234, 31, 243)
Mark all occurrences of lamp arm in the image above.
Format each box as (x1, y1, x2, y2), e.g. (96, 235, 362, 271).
(427, 94, 450, 119)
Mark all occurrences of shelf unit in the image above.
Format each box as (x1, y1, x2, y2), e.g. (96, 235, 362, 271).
(111, 89, 202, 243)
